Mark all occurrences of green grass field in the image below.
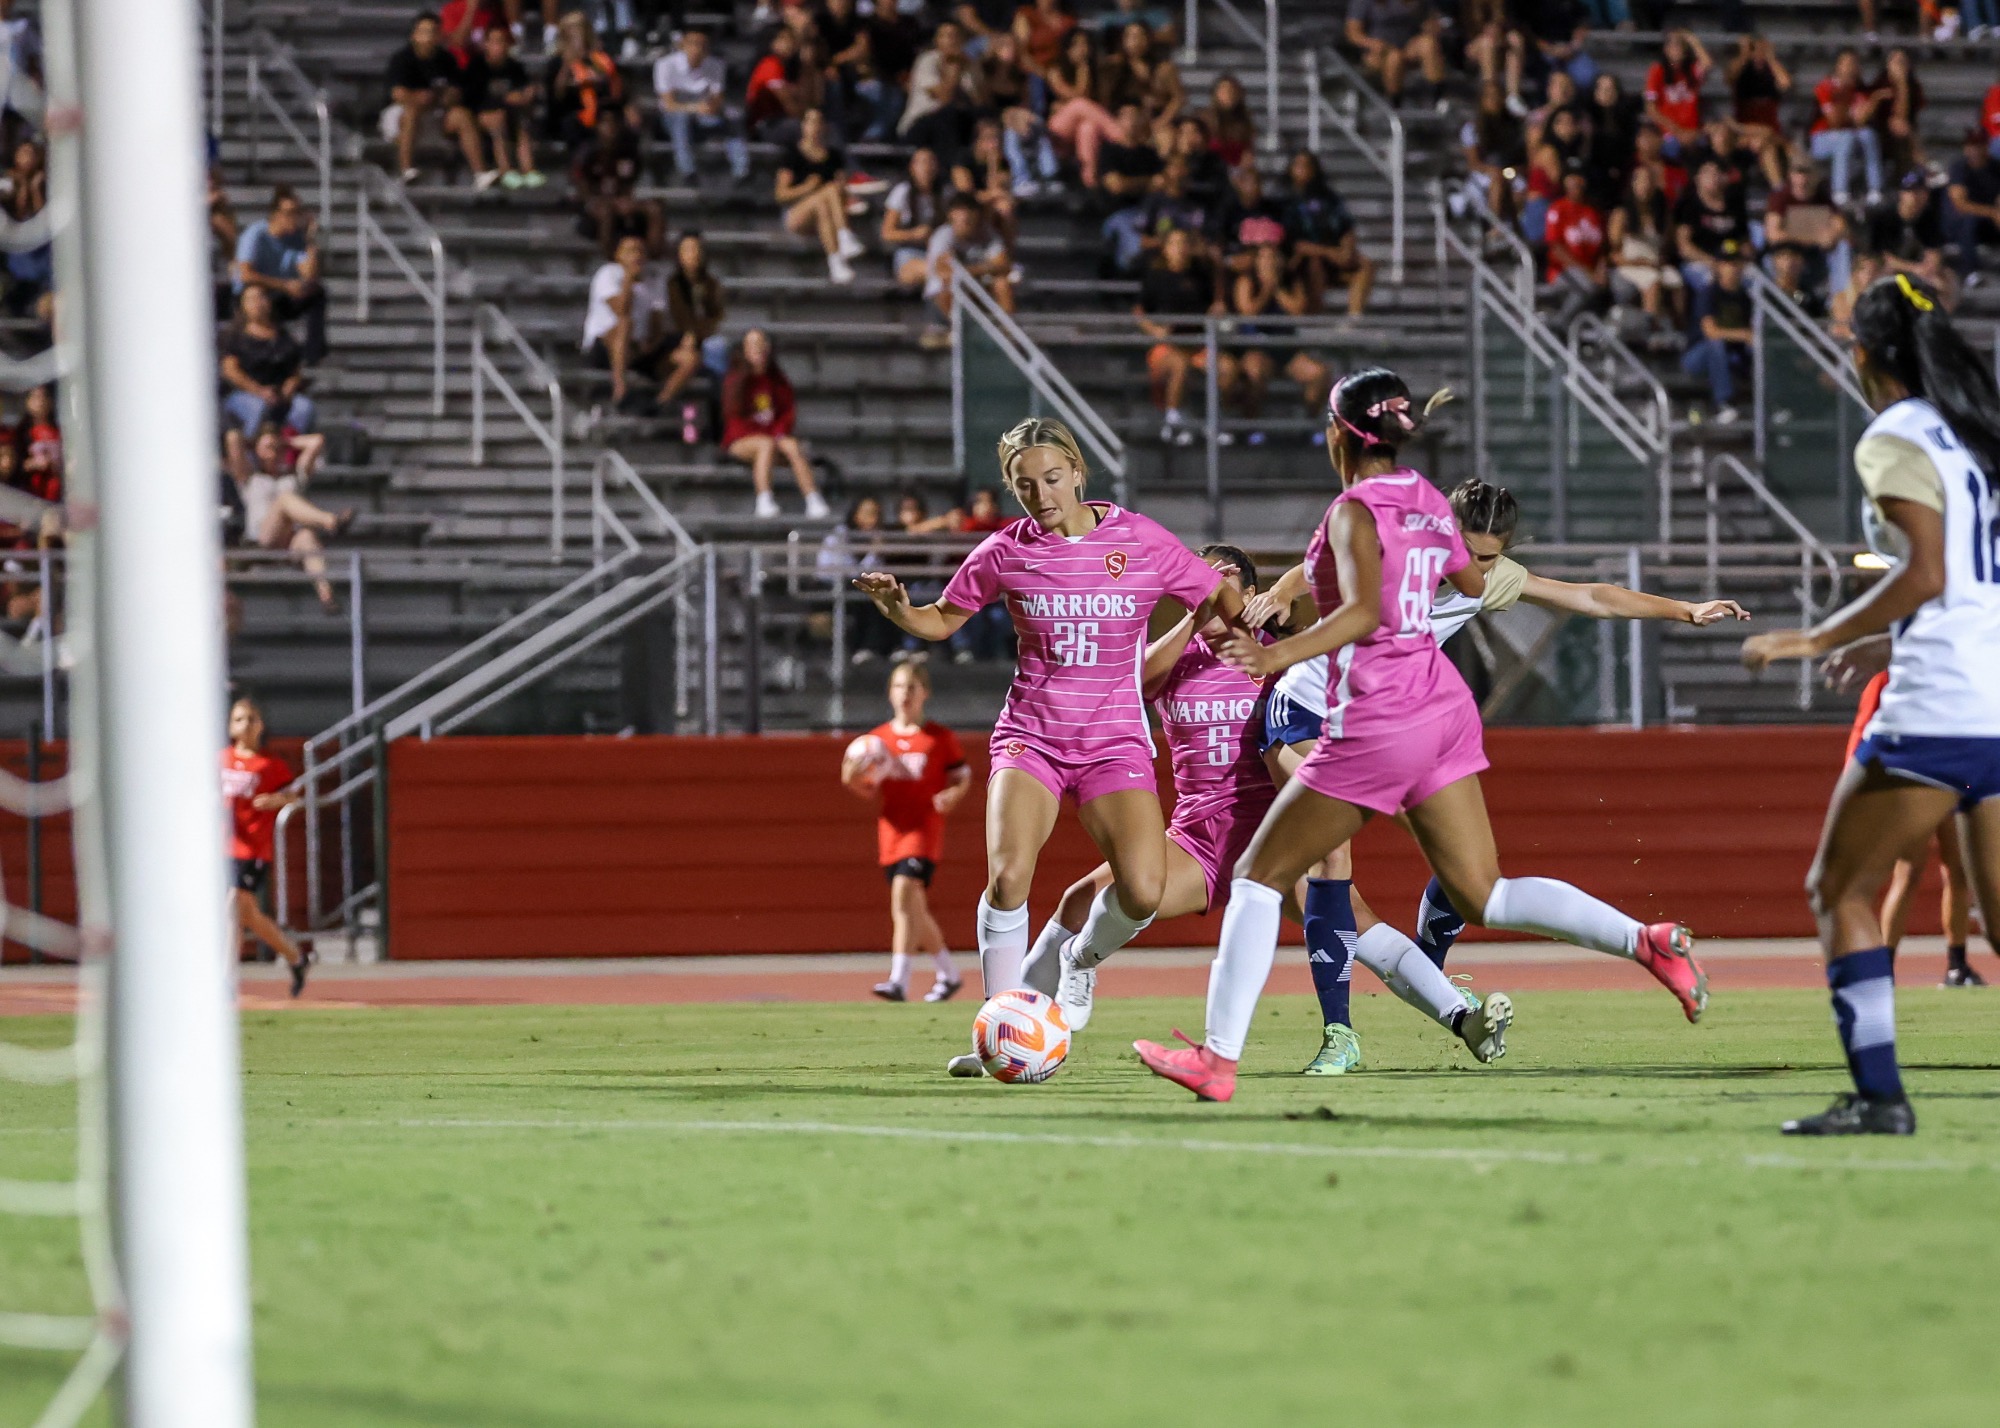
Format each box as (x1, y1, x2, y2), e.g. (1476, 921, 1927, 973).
(4, 986, 1999, 1427)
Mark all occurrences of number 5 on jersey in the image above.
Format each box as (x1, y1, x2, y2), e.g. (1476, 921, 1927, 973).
(1053, 620, 1100, 666)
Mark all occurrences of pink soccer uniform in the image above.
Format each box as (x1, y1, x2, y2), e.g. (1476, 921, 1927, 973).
(940, 503, 1223, 804)
(1293, 470, 1489, 815)
(1155, 633, 1277, 910)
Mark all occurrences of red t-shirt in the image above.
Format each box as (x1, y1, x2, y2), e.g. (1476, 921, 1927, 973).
(1983, 83, 2000, 141)
(20, 422, 60, 503)
(746, 54, 789, 128)
(222, 746, 293, 863)
(440, 1, 503, 62)
(1812, 76, 1864, 135)
(1545, 198, 1605, 279)
(1644, 61, 1705, 134)
(869, 721, 966, 865)
(721, 370, 796, 446)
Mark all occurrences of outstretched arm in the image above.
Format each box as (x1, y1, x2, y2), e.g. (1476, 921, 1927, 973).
(1520, 572, 1750, 625)
(1743, 498, 1944, 670)
(1214, 506, 1380, 678)
(852, 572, 974, 642)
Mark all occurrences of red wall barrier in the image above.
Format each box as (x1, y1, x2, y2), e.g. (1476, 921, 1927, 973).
(385, 726, 1907, 960)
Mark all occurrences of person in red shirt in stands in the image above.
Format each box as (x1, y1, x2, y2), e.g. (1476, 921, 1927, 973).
(842, 661, 971, 1002)
(221, 696, 310, 996)
(1642, 30, 1711, 162)
(439, 0, 511, 64)
(1983, 75, 2000, 159)
(1808, 48, 1886, 206)
(721, 327, 829, 521)
(1543, 161, 1607, 331)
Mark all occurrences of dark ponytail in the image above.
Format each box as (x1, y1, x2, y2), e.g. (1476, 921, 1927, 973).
(1195, 542, 1259, 594)
(1853, 273, 2000, 488)
(1448, 479, 1519, 541)
(1328, 367, 1454, 457)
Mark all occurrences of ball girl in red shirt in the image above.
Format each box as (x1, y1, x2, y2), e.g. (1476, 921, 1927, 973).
(221, 696, 310, 996)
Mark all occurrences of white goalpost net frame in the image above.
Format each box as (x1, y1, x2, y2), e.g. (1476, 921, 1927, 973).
(1, 1, 256, 1425)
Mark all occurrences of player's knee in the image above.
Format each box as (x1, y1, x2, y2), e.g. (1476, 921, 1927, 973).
(1114, 874, 1163, 922)
(986, 865, 1033, 909)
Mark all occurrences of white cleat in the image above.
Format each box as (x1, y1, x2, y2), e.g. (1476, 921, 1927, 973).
(1455, 991, 1513, 1064)
(946, 1053, 986, 1078)
(1056, 945, 1097, 1031)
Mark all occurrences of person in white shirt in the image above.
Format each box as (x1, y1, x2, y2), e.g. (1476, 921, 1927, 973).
(581, 235, 669, 406)
(654, 29, 750, 183)
(923, 196, 1016, 340)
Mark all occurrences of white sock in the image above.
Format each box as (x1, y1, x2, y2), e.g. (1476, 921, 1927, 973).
(933, 947, 957, 981)
(1019, 917, 1075, 996)
(1204, 879, 1283, 1061)
(1069, 886, 1154, 970)
(1354, 924, 1464, 1028)
(888, 951, 911, 989)
(976, 896, 1031, 997)
(1483, 876, 1641, 959)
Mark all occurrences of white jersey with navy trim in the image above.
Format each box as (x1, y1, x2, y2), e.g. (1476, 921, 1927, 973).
(1859, 398, 2000, 739)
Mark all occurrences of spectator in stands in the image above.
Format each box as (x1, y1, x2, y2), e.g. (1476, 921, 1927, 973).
(1464, 10, 1528, 118)
(896, 489, 960, 536)
(1768, 245, 1822, 317)
(722, 327, 831, 521)
(1520, 139, 1563, 242)
(1281, 150, 1370, 318)
(1045, 29, 1121, 189)
(464, 25, 544, 190)
(1523, 1, 1596, 91)
(885, 147, 946, 291)
(1609, 163, 1682, 331)
(233, 187, 328, 365)
(1946, 128, 2000, 289)
(1137, 226, 1227, 446)
(663, 232, 732, 407)
(655, 28, 751, 186)
(1013, 0, 1078, 87)
(1172, 114, 1228, 207)
(1727, 32, 1790, 163)
(1091, 0, 1174, 47)
(1872, 48, 1925, 179)
(440, 0, 510, 62)
(1583, 72, 1638, 210)
(582, 234, 669, 409)
(1543, 161, 1608, 333)
(1829, 250, 1883, 344)
(572, 107, 663, 258)
(1098, 22, 1182, 141)
(1681, 247, 1753, 424)
(816, 0, 900, 143)
(1765, 161, 1848, 299)
(1643, 30, 1709, 163)
(1985, 67, 2000, 160)
(922, 195, 1017, 345)
(15, 385, 61, 506)
(746, 24, 815, 141)
(1105, 152, 1204, 274)
(1231, 242, 1330, 441)
(980, 32, 1060, 193)
(1674, 158, 1750, 294)
(1869, 171, 1950, 294)
(819, 495, 900, 663)
(1345, 1, 1446, 111)
(545, 9, 628, 153)
(777, 107, 864, 285)
(219, 288, 316, 476)
(1213, 161, 1286, 277)
(1462, 82, 1527, 226)
(236, 423, 352, 614)
(0, 137, 48, 314)
(1095, 100, 1162, 205)
(901, 20, 984, 156)
(1809, 49, 1886, 207)
(1202, 74, 1256, 170)
(951, 118, 1021, 244)
(1690, 116, 1768, 204)
(385, 11, 484, 185)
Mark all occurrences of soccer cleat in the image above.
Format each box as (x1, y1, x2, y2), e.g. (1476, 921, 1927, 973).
(1781, 1093, 1916, 1136)
(1942, 965, 1986, 987)
(1300, 1022, 1361, 1076)
(1453, 991, 1512, 1064)
(1133, 1030, 1236, 1102)
(289, 950, 312, 999)
(1634, 922, 1708, 1023)
(1055, 944, 1096, 1031)
(872, 982, 907, 1002)
(945, 1052, 986, 1077)
(924, 977, 963, 1003)
(1451, 972, 1480, 1014)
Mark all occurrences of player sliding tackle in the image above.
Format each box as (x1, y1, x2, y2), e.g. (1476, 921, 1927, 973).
(1134, 368, 1708, 1103)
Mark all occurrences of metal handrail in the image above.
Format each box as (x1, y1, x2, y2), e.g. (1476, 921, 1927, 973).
(1445, 178, 1535, 308)
(1744, 267, 1866, 406)
(1182, 0, 1281, 149)
(204, 1, 226, 135)
(356, 165, 449, 416)
(591, 448, 698, 568)
(951, 264, 1126, 500)
(1303, 49, 1404, 283)
(1704, 452, 1842, 590)
(244, 32, 331, 233)
(1568, 313, 1670, 454)
(471, 302, 566, 556)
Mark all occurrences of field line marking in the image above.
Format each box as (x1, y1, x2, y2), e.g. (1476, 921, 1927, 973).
(382, 1117, 1999, 1176)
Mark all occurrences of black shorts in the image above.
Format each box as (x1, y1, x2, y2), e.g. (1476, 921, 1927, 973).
(882, 857, 936, 886)
(232, 858, 269, 894)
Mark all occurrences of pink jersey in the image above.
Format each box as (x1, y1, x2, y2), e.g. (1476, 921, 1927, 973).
(941, 503, 1223, 764)
(1304, 470, 1474, 738)
(1155, 632, 1274, 824)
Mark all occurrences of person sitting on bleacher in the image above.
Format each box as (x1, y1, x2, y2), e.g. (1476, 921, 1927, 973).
(745, 24, 818, 145)
(1345, 0, 1446, 112)
(901, 20, 986, 157)
(1200, 74, 1255, 170)
(1281, 150, 1371, 319)
(233, 186, 329, 365)
(1097, 21, 1182, 144)
(885, 147, 947, 291)
(385, 11, 486, 186)
(1673, 158, 1751, 296)
(979, 31, 1060, 195)
(1946, 128, 2000, 290)
(1542, 160, 1609, 334)
(722, 328, 831, 522)
(1764, 161, 1847, 301)
(1869, 170, 1951, 299)
(950, 118, 1022, 246)
(463, 24, 546, 190)
(582, 234, 671, 410)
(1808, 48, 1886, 208)
(571, 106, 664, 259)
(655, 28, 752, 187)
(1137, 226, 1228, 447)
(545, 9, 628, 154)
(922, 195, 1017, 346)
(663, 232, 733, 411)
(777, 107, 865, 285)
(219, 287, 316, 481)
(1680, 245, 1752, 426)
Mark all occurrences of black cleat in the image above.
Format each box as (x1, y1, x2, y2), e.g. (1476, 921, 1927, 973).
(1781, 1093, 1916, 1136)
(289, 950, 312, 999)
(871, 981, 907, 1002)
(1942, 965, 1986, 987)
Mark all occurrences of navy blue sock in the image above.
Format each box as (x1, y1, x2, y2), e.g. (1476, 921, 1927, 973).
(1415, 876, 1468, 969)
(1827, 947, 1903, 1100)
(1303, 877, 1356, 1028)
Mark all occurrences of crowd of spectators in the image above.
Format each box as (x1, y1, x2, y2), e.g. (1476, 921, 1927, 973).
(0, 6, 59, 601)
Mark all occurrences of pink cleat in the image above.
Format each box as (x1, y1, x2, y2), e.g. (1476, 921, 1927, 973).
(1133, 1030, 1238, 1102)
(1635, 922, 1708, 1023)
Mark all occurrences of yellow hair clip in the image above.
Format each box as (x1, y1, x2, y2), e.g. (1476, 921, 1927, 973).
(1894, 273, 1936, 312)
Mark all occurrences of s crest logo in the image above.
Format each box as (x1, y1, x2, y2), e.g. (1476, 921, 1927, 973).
(1004, 741, 1025, 758)
(1104, 551, 1127, 580)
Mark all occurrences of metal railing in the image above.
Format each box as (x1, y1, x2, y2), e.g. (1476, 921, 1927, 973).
(951, 264, 1125, 502)
(356, 165, 449, 416)
(1568, 313, 1670, 458)
(1303, 49, 1404, 283)
(471, 302, 566, 556)
(1181, 0, 1280, 150)
(203, 1, 226, 135)
(244, 32, 331, 233)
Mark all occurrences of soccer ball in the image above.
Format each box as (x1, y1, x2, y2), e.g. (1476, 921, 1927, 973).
(842, 733, 896, 790)
(972, 989, 1072, 1084)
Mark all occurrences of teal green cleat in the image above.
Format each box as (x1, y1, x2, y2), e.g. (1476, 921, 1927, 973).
(1451, 973, 1480, 1015)
(1301, 1022, 1362, 1076)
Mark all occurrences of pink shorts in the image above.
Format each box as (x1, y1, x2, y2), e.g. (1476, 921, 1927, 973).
(1293, 699, 1488, 816)
(1167, 795, 1275, 912)
(989, 737, 1158, 805)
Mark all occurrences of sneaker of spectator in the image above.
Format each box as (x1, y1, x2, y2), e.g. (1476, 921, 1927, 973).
(1872, 48, 1926, 179)
(1810, 48, 1887, 207)
(1098, 21, 1183, 142)
(885, 147, 947, 291)
(1945, 128, 2000, 288)
(237, 423, 352, 614)
(1345, 1, 1447, 111)
(1681, 248, 1753, 424)
(1136, 227, 1228, 444)
(1281, 150, 1372, 318)
(655, 28, 751, 185)
(545, 8, 629, 154)
(232, 186, 329, 364)
(778, 107, 864, 284)
(1726, 33, 1791, 166)
(979, 33, 1061, 193)
(1044, 28, 1121, 188)
(923, 195, 1017, 339)
(951, 118, 1022, 245)
(721, 328, 830, 521)
(219, 288, 317, 480)
(464, 25, 544, 189)
(901, 20, 985, 156)
(1231, 242, 1330, 437)
(384, 11, 486, 183)
(1542, 161, 1610, 333)
(1201, 74, 1256, 170)
(582, 234, 671, 410)
(571, 108, 664, 258)
(663, 232, 733, 408)
(1609, 164, 1684, 332)
(1674, 158, 1752, 294)
(1642, 29, 1711, 165)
